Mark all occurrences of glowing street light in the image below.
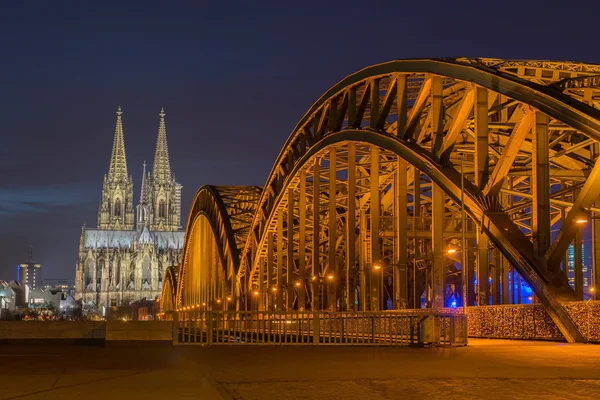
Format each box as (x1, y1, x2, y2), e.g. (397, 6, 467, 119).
(271, 286, 278, 292)
(252, 290, 259, 296)
(326, 274, 335, 281)
(446, 248, 457, 254)
(226, 296, 232, 302)
(575, 218, 588, 224)
(590, 287, 596, 293)
(294, 281, 302, 287)
(372, 262, 382, 271)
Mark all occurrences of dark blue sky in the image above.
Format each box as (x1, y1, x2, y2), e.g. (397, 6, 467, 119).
(1, 0, 599, 281)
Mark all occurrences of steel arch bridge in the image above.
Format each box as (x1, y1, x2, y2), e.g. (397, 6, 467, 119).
(162, 58, 600, 343)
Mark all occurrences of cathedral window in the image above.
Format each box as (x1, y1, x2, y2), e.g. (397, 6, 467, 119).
(85, 260, 93, 285)
(114, 198, 122, 217)
(158, 200, 166, 219)
(97, 260, 104, 291)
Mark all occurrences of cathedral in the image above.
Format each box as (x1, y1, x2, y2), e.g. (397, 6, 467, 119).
(75, 107, 185, 312)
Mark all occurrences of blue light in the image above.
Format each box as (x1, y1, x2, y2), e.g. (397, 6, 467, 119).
(450, 300, 457, 308)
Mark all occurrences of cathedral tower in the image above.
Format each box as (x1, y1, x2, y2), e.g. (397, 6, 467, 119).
(140, 108, 182, 231)
(98, 107, 135, 230)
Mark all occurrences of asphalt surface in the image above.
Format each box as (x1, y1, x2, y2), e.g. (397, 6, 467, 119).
(1, 340, 599, 399)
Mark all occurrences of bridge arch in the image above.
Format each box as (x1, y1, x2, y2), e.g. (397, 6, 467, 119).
(160, 266, 178, 314)
(170, 58, 600, 343)
(173, 185, 261, 311)
(235, 59, 600, 343)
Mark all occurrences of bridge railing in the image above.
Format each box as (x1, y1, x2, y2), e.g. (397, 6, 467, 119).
(163, 310, 467, 346)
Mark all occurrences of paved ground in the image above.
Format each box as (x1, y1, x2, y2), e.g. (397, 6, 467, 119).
(0, 340, 599, 399)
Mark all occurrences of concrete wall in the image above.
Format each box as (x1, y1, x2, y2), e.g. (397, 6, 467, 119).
(0, 321, 172, 342)
(0, 321, 106, 339)
(105, 321, 172, 341)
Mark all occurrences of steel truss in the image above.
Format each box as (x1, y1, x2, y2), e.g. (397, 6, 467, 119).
(163, 58, 600, 343)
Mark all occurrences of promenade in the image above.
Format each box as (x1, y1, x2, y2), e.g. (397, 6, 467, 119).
(1, 340, 599, 399)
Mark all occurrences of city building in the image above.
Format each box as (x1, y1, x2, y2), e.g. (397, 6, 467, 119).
(567, 243, 593, 299)
(0, 280, 29, 318)
(75, 107, 184, 313)
(17, 248, 42, 289)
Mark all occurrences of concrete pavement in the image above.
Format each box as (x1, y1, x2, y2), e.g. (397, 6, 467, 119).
(1, 340, 599, 399)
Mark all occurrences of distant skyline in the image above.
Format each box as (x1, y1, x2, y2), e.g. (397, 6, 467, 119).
(2, 0, 600, 281)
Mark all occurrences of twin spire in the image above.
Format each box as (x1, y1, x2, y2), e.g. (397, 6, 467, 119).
(153, 107, 172, 184)
(107, 106, 172, 184)
(108, 106, 128, 181)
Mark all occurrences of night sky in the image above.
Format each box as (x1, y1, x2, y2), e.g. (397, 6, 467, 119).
(1, 0, 599, 282)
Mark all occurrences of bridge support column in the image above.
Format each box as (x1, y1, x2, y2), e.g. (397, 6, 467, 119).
(532, 111, 550, 260)
(476, 232, 489, 306)
(312, 159, 321, 310)
(431, 183, 445, 308)
(411, 168, 422, 309)
(370, 146, 381, 311)
(394, 157, 408, 309)
(277, 208, 284, 310)
(287, 187, 295, 310)
(359, 209, 367, 310)
(258, 255, 265, 311)
(501, 254, 510, 304)
(593, 144, 600, 300)
(328, 148, 337, 311)
(267, 232, 274, 311)
(492, 247, 501, 305)
(346, 143, 356, 311)
(474, 87, 489, 306)
(575, 230, 584, 300)
(298, 170, 307, 311)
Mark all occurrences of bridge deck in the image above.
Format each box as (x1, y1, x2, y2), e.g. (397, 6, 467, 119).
(1, 339, 599, 399)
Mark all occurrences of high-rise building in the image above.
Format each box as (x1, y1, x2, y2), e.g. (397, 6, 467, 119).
(75, 108, 184, 312)
(17, 248, 42, 289)
(567, 243, 587, 288)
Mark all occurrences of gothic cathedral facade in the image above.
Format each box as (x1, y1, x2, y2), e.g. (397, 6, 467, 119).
(75, 107, 185, 312)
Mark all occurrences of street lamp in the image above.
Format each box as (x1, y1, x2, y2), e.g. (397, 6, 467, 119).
(370, 262, 384, 310)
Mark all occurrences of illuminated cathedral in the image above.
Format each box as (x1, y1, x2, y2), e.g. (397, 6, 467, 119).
(75, 107, 184, 312)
